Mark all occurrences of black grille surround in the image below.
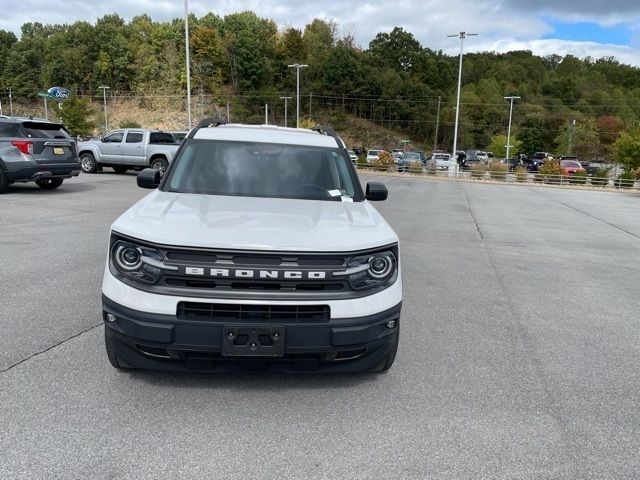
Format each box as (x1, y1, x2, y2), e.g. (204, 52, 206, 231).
(177, 302, 330, 323)
(109, 233, 399, 301)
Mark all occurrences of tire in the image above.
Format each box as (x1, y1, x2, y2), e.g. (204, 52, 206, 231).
(0, 168, 8, 194)
(35, 178, 63, 190)
(112, 165, 129, 174)
(378, 327, 399, 373)
(80, 153, 97, 173)
(150, 157, 168, 176)
(105, 329, 129, 370)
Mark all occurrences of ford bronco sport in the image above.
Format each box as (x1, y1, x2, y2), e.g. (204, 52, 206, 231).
(102, 119, 402, 373)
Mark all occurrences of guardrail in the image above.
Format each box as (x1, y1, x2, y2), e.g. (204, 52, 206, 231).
(355, 164, 639, 190)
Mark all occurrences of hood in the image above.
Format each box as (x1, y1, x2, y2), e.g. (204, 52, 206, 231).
(111, 191, 398, 252)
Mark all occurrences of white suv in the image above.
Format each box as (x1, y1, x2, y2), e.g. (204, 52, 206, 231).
(102, 120, 402, 373)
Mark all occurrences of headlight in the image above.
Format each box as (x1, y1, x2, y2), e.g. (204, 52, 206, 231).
(110, 240, 164, 285)
(339, 250, 398, 291)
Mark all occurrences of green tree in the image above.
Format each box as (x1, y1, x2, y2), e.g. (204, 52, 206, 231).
(555, 118, 602, 160)
(613, 127, 640, 170)
(55, 96, 96, 137)
(488, 133, 522, 158)
(517, 115, 551, 155)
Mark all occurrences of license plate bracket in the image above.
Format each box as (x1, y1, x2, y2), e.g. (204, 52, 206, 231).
(222, 326, 285, 357)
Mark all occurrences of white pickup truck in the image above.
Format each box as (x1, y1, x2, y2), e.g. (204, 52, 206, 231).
(78, 129, 180, 175)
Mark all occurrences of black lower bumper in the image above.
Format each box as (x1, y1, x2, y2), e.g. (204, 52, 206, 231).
(102, 295, 401, 373)
(7, 164, 81, 183)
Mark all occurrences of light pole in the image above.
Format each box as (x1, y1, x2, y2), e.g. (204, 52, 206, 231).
(184, 0, 192, 130)
(433, 96, 441, 151)
(447, 32, 478, 160)
(280, 96, 292, 127)
(98, 85, 110, 133)
(504, 96, 521, 161)
(287, 63, 308, 128)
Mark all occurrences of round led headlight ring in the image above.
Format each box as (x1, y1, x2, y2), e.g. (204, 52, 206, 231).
(115, 244, 142, 271)
(368, 254, 393, 279)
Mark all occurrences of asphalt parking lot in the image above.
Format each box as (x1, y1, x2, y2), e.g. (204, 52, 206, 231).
(1, 172, 639, 479)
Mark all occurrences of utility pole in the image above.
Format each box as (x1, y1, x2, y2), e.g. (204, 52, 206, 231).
(447, 31, 478, 159)
(98, 85, 110, 133)
(226, 101, 230, 122)
(280, 96, 292, 127)
(309, 92, 312, 119)
(9, 87, 12, 115)
(264, 104, 268, 125)
(199, 86, 204, 117)
(504, 96, 521, 161)
(184, 0, 192, 130)
(434, 96, 441, 151)
(568, 119, 576, 155)
(287, 63, 308, 128)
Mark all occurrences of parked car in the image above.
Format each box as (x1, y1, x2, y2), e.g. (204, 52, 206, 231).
(466, 150, 489, 163)
(414, 150, 429, 165)
(454, 150, 467, 164)
(460, 158, 484, 170)
(560, 160, 586, 175)
(78, 129, 180, 175)
(584, 162, 612, 176)
(0, 116, 80, 193)
(392, 148, 404, 161)
(172, 131, 188, 143)
(366, 149, 383, 163)
(102, 121, 401, 373)
(429, 153, 457, 170)
(501, 157, 522, 171)
(397, 151, 422, 172)
(347, 150, 358, 165)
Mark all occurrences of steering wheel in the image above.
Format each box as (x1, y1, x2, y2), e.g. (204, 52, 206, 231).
(294, 183, 331, 197)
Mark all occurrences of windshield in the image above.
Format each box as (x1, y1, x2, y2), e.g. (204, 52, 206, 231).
(368, 150, 381, 155)
(403, 153, 420, 159)
(165, 140, 362, 202)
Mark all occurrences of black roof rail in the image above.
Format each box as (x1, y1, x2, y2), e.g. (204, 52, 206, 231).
(187, 117, 228, 139)
(311, 125, 345, 149)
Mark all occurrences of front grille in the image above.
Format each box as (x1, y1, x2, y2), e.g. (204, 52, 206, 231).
(177, 302, 331, 322)
(164, 277, 345, 292)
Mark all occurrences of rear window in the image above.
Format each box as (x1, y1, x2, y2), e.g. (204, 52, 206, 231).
(21, 122, 70, 139)
(149, 132, 175, 144)
(0, 122, 20, 137)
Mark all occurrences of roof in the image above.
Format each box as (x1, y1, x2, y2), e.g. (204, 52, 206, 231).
(192, 124, 340, 148)
(0, 115, 55, 123)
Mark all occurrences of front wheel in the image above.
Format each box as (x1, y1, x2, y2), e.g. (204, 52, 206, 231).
(150, 158, 168, 176)
(36, 178, 63, 190)
(80, 153, 97, 173)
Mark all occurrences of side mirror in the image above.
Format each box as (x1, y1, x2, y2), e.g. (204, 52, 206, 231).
(100, 137, 105, 142)
(137, 168, 161, 189)
(365, 182, 388, 201)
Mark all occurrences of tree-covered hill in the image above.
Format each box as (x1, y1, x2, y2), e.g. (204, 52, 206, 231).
(1, 11, 640, 158)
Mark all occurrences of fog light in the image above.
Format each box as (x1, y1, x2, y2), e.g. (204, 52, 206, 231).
(106, 314, 117, 323)
(386, 320, 396, 329)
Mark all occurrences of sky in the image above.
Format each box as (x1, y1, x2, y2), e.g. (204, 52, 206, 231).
(1, 0, 640, 65)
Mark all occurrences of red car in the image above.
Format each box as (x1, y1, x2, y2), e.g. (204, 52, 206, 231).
(560, 160, 586, 175)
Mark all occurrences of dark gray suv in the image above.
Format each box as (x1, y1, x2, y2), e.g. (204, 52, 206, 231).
(0, 116, 81, 193)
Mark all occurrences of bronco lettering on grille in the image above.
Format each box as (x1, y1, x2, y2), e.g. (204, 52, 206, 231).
(184, 267, 327, 280)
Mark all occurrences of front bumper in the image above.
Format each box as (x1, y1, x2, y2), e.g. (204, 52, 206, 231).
(103, 295, 401, 373)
